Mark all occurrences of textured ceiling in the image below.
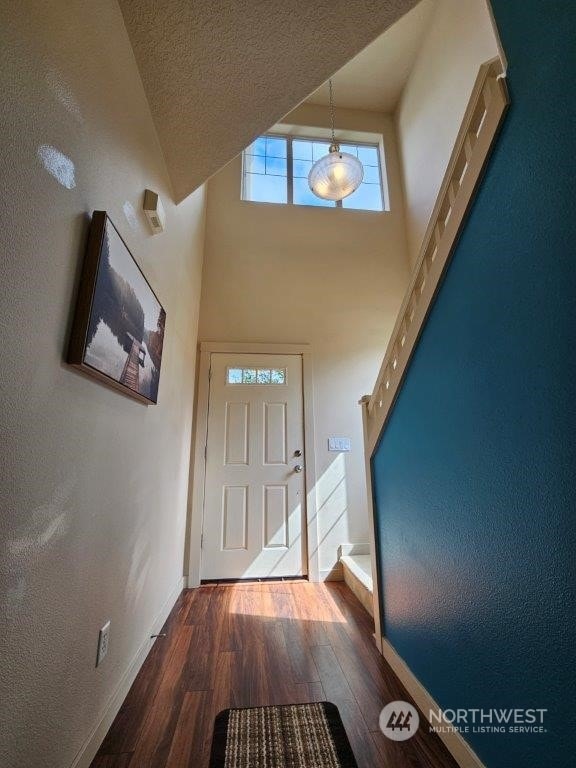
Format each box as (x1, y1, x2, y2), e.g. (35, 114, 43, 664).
(306, 0, 436, 113)
(118, 0, 419, 202)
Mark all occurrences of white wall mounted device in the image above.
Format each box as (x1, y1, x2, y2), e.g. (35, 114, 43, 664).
(143, 189, 166, 235)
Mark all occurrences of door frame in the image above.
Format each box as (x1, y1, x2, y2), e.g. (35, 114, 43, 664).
(187, 341, 319, 586)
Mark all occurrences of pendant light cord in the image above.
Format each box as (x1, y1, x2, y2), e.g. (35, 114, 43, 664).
(329, 79, 337, 150)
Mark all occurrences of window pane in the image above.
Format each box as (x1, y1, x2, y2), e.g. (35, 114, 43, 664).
(342, 182, 383, 211)
(293, 140, 313, 161)
(227, 367, 286, 384)
(293, 177, 335, 207)
(358, 145, 379, 165)
(257, 369, 271, 384)
(245, 137, 267, 156)
(242, 136, 385, 211)
(293, 159, 312, 179)
(266, 136, 287, 158)
(266, 156, 287, 176)
(243, 153, 266, 174)
(244, 173, 287, 203)
(271, 369, 286, 384)
(362, 164, 381, 185)
(312, 141, 331, 161)
(227, 368, 243, 384)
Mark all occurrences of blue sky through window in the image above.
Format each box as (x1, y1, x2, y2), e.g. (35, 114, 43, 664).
(243, 136, 288, 203)
(294, 140, 335, 208)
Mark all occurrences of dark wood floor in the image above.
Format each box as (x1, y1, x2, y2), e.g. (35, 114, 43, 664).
(91, 581, 459, 768)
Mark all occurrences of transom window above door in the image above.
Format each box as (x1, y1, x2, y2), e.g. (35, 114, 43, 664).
(227, 366, 287, 385)
(241, 135, 386, 212)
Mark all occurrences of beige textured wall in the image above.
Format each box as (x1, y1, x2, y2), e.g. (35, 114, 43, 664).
(396, 0, 500, 265)
(198, 107, 410, 579)
(0, 3, 206, 767)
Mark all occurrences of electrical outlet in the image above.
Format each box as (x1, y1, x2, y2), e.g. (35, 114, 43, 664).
(96, 621, 110, 667)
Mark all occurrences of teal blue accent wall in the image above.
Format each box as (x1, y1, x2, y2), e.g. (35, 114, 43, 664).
(371, 2, 576, 766)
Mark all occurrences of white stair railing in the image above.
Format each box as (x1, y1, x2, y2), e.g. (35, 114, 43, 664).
(361, 57, 509, 656)
(364, 58, 509, 456)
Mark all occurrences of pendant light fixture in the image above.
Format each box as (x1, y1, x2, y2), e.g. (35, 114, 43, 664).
(308, 79, 364, 201)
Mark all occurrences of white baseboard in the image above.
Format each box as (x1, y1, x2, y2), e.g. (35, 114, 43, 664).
(380, 637, 486, 768)
(338, 543, 370, 557)
(70, 576, 186, 768)
(319, 565, 344, 582)
(341, 560, 373, 617)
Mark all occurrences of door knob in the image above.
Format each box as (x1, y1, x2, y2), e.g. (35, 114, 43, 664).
(294, 464, 303, 473)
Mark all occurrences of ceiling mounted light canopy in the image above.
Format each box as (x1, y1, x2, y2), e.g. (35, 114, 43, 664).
(308, 80, 363, 202)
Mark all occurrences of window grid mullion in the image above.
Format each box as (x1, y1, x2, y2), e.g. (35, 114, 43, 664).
(287, 137, 294, 205)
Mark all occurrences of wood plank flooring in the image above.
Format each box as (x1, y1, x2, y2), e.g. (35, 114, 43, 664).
(91, 581, 460, 768)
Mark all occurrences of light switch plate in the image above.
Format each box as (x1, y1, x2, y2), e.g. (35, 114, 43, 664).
(328, 437, 351, 452)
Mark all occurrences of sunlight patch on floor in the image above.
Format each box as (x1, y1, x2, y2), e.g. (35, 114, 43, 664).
(226, 582, 348, 624)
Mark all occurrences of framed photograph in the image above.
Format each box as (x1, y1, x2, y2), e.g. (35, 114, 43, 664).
(68, 211, 166, 404)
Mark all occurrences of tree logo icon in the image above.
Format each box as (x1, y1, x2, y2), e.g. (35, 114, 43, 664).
(379, 701, 420, 741)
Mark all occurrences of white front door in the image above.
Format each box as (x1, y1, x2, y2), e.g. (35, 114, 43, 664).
(201, 353, 306, 580)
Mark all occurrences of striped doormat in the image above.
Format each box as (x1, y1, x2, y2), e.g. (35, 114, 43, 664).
(209, 702, 358, 768)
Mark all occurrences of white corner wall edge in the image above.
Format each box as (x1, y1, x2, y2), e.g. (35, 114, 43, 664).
(69, 576, 186, 768)
(484, 0, 508, 73)
(381, 637, 486, 768)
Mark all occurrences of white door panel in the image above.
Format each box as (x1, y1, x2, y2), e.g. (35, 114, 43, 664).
(201, 353, 306, 580)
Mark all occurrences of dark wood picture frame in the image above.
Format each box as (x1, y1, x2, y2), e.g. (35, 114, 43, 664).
(68, 211, 166, 404)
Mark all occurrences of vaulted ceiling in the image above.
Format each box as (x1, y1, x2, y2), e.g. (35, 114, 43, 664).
(306, 0, 435, 114)
(118, 0, 419, 202)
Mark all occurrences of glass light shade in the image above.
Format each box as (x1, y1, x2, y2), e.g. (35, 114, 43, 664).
(308, 146, 364, 201)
